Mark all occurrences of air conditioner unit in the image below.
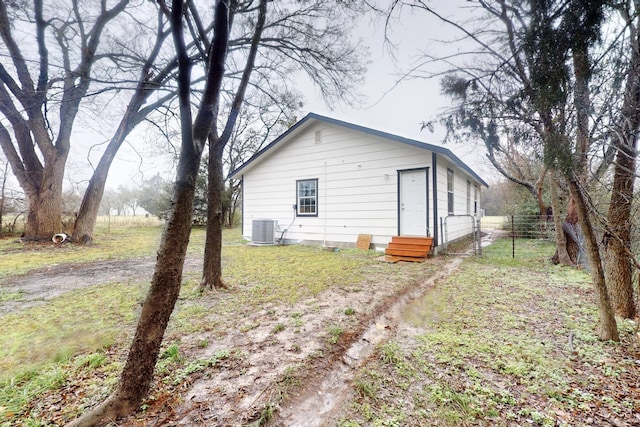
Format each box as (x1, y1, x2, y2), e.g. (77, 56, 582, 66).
(251, 219, 275, 245)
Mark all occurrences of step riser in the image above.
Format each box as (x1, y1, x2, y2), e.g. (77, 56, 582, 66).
(386, 236, 433, 259)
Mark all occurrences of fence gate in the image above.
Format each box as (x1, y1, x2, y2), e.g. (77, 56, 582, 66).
(441, 215, 481, 256)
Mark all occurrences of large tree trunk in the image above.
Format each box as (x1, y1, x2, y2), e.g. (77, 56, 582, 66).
(568, 179, 619, 341)
(604, 141, 637, 318)
(603, 6, 640, 319)
(23, 155, 67, 240)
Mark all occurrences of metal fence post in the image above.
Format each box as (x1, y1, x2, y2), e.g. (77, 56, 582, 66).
(511, 215, 515, 258)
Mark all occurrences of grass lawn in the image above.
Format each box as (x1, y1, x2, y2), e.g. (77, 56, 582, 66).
(0, 229, 638, 426)
(0, 224, 431, 425)
(335, 239, 640, 427)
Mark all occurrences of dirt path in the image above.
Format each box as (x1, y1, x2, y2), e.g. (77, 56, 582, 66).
(0, 255, 203, 316)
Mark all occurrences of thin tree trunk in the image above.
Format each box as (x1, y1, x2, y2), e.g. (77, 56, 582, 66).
(65, 1, 230, 424)
(568, 179, 619, 341)
(200, 138, 227, 290)
(200, 0, 267, 290)
(72, 115, 137, 243)
(549, 174, 573, 265)
(569, 28, 618, 340)
(72, 14, 175, 244)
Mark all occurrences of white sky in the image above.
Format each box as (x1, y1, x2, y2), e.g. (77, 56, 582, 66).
(296, 1, 497, 185)
(61, 1, 499, 192)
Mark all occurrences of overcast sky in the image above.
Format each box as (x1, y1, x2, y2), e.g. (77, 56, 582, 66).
(72, 1, 498, 192)
(299, 1, 497, 184)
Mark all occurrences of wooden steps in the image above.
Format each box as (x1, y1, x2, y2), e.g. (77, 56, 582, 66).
(384, 236, 434, 262)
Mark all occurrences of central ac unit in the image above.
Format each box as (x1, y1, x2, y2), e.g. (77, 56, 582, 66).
(251, 219, 275, 245)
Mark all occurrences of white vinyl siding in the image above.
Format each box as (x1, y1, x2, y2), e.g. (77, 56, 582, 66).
(239, 121, 485, 248)
(241, 124, 433, 246)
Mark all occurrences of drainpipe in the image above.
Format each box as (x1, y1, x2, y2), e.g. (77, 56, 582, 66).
(323, 160, 327, 247)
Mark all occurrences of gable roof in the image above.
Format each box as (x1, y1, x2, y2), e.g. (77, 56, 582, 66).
(229, 112, 489, 187)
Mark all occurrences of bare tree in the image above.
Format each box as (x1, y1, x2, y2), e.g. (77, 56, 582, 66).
(199, 0, 368, 290)
(66, 0, 231, 425)
(71, 3, 177, 243)
(0, 0, 131, 241)
(386, 0, 620, 340)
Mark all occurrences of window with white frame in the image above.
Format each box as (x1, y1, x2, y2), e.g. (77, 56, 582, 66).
(447, 169, 454, 214)
(296, 179, 318, 216)
(466, 180, 471, 214)
(474, 184, 479, 215)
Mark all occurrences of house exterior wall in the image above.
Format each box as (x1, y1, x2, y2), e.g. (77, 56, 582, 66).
(433, 155, 482, 245)
(238, 121, 483, 249)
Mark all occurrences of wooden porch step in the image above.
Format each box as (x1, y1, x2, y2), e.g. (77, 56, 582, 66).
(384, 236, 434, 260)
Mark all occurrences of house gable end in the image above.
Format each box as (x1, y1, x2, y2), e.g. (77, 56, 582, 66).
(229, 113, 488, 188)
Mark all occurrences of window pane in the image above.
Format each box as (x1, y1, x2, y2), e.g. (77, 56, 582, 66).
(297, 179, 318, 215)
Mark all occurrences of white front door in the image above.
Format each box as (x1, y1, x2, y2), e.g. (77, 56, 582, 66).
(400, 169, 428, 236)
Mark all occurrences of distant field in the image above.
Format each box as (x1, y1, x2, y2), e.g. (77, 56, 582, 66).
(2, 214, 165, 236)
(480, 215, 509, 229)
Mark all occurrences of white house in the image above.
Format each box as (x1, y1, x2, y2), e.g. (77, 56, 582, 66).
(229, 113, 488, 251)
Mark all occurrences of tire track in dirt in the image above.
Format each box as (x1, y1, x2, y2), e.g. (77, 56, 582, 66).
(271, 257, 463, 426)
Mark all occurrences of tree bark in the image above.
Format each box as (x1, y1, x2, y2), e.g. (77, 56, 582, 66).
(21, 153, 67, 240)
(568, 179, 619, 341)
(65, 0, 230, 425)
(603, 4, 640, 319)
(200, 0, 267, 291)
(604, 134, 638, 318)
(200, 138, 227, 290)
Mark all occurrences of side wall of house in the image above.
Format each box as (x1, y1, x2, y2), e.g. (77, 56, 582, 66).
(240, 123, 435, 248)
(434, 154, 482, 245)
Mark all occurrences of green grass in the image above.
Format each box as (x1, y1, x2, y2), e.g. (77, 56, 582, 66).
(0, 225, 428, 425)
(338, 251, 639, 426)
(0, 282, 145, 381)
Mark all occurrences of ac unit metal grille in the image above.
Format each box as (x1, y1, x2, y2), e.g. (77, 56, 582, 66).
(252, 219, 275, 244)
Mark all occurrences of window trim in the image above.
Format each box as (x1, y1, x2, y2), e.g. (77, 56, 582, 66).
(296, 178, 319, 217)
(447, 169, 454, 215)
(474, 184, 479, 215)
(466, 180, 471, 214)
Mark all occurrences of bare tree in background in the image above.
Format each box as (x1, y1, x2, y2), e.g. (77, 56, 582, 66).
(0, 0, 130, 241)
